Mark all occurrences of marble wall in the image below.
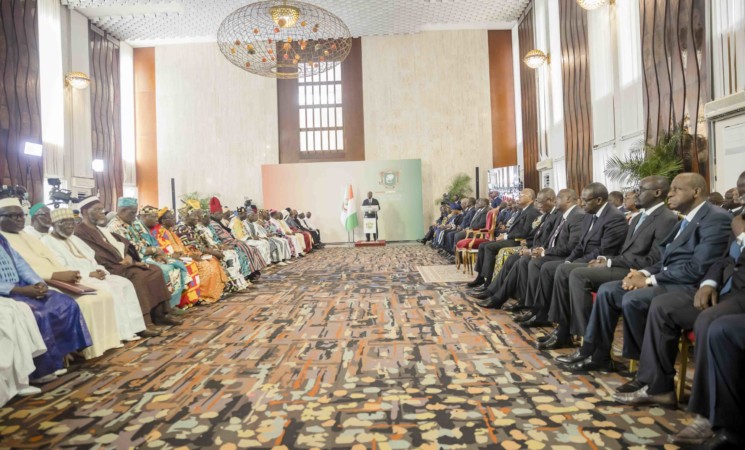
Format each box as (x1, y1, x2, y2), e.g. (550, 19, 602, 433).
(154, 42, 279, 210)
(361, 31, 493, 227)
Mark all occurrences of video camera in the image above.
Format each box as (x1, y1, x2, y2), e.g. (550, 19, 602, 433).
(48, 178, 75, 208)
(0, 185, 26, 200)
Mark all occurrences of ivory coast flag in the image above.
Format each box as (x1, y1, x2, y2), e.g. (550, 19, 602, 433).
(340, 184, 358, 231)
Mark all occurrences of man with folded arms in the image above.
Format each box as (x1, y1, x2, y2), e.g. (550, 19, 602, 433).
(43, 208, 150, 341)
(562, 174, 731, 389)
(467, 189, 540, 289)
(0, 199, 122, 359)
(515, 183, 627, 328)
(74, 197, 178, 330)
(544, 176, 677, 351)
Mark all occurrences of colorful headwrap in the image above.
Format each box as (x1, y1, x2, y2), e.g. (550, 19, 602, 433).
(209, 197, 222, 214)
(77, 196, 100, 211)
(50, 208, 75, 223)
(157, 207, 172, 219)
(118, 197, 138, 208)
(29, 203, 47, 216)
(0, 197, 22, 208)
(140, 205, 159, 216)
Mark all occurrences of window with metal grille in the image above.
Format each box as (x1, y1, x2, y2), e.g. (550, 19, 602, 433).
(298, 63, 344, 152)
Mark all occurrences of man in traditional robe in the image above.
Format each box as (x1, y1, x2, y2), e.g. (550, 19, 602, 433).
(245, 212, 283, 264)
(229, 207, 274, 264)
(25, 203, 51, 238)
(74, 197, 178, 329)
(195, 208, 250, 292)
(0, 297, 47, 404)
(209, 198, 266, 279)
(42, 208, 149, 341)
(0, 200, 122, 359)
(0, 197, 91, 383)
(258, 211, 293, 262)
(274, 211, 306, 255)
(299, 212, 322, 247)
(287, 210, 315, 250)
(108, 197, 189, 309)
(267, 211, 300, 257)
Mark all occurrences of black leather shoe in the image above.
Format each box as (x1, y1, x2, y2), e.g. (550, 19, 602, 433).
(520, 316, 554, 328)
(616, 378, 645, 393)
(537, 333, 574, 350)
(155, 315, 184, 326)
(471, 285, 488, 293)
(701, 430, 745, 450)
(564, 357, 615, 373)
(537, 328, 558, 343)
(466, 277, 485, 288)
(468, 291, 490, 300)
(139, 328, 161, 338)
(556, 349, 588, 364)
(476, 299, 499, 308)
(503, 302, 525, 312)
(514, 311, 534, 323)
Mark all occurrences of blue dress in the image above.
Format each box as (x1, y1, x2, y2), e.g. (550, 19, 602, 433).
(0, 235, 91, 378)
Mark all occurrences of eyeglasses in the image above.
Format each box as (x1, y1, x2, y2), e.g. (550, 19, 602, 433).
(633, 187, 657, 195)
(0, 213, 25, 221)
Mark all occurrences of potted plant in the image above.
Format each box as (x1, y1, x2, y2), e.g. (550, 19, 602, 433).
(604, 128, 687, 189)
(438, 173, 473, 204)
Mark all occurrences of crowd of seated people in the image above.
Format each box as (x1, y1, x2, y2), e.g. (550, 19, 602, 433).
(458, 170, 745, 449)
(0, 193, 323, 407)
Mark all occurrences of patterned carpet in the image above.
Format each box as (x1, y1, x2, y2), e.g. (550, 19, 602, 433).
(0, 244, 690, 449)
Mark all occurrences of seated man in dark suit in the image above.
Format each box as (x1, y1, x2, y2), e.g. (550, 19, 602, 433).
(543, 176, 678, 351)
(443, 198, 477, 258)
(615, 173, 744, 408)
(565, 173, 731, 387)
(516, 182, 628, 328)
(467, 189, 540, 289)
(469, 188, 558, 306)
(421, 203, 450, 245)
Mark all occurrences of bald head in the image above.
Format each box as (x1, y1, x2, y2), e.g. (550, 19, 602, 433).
(536, 188, 556, 213)
(668, 172, 709, 214)
(556, 188, 578, 212)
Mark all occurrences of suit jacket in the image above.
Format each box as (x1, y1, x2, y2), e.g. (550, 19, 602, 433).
(469, 207, 488, 230)
(460, 207, 476, 229)
(609, 204, 679, 270)
(567, 203, 628, 263)
(530, 209, 562, 249)
(506, 204, 541, 240)
(362, 198, 380, 218)
(702, 240, 745, 294)
(646, 202, 732, 285)
(544, 206, 586, 257)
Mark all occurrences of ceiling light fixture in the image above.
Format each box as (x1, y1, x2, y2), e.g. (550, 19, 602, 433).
(65, 72, 90, 89)
(523, 49, 550, 69)
(217, 0, 352, 79)
(576, 0, 615, 11)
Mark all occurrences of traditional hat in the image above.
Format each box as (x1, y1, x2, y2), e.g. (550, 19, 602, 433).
(140, 205, 159, 216)
(117, 197, 138, 208)
(157, 207, 171, 219)
(208, 195, 222, 212)
(0, 197, 22, 208)
(236, 206, 247, 213)
(50, 208, 75, 223)
(77, 196, 101, 211)
(185, 199, 201, 210)
(29, 203, 47, 216)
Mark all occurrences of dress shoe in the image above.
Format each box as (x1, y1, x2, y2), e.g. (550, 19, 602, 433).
(471, 285, 488, 293)
(537, 328, 558, 343)
(564, 357, 614, 373)
(139, 328, 162, 338)
(503, 302, 525, 312)
(466, 277, 485, 288)
(153, 315, 184, 326)
(536, 333, 574, 350)
(613, 385, 676, 406)
(476, 299, 499, 308)
(30, 374, 58, 384)
(616, 378, 645, 393)
(668, 415, 713, 445)
(700, 430, 745, 450)
(513, 311, 534, 323)
(556, 349, 588, 364)
(518, 315, 552, 327)
(17, 385, 42, 396)
(468, 291, 490, 300)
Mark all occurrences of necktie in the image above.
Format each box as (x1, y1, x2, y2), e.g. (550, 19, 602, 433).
(721, 241, 742, 295)
(588, 215, 599, 233)
(633, 212, 648, 235)
(675, 218, 689, 239)
(548, 218, 565, 249)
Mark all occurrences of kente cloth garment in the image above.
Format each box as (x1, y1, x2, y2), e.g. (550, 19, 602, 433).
(245, 221, 279, 263)
(255, 220, 291, 261)
(150, 224, 201, 307)
(210, 220, 268, 272)
(173, 223, 228, 302)
(0, 297, 47, 407)
(41, 234, 146, 340)
(233, 218, 273, 263)
(108, 217, 187, 308)
(1, 231, 120, 359)
(0, 235, 91, 378)
(276, 219, 306, 254)
(266, 219, 298, 257)
(195, 223, 249, 291)
(73, 224, 170, 321)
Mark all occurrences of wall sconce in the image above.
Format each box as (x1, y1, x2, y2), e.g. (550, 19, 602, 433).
(577, 0, 615, 11)
(65, 72, 90, 90)
(92, 159, 105, 173)
(523, 49, 550, 69)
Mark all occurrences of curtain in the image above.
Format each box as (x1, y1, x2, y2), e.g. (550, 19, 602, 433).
(38, 0, 65, 178)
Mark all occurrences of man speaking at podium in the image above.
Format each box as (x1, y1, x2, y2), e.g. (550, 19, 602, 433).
(362, 191, 381, 242)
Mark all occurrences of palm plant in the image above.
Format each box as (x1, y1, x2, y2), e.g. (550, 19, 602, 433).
(438, 173, 473, 204)
(604, 128, 687, 189)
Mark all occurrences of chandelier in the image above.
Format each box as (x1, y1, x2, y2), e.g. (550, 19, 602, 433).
(523, 49, 549, 69)
(217, 0, 352, 79)
(576, 0, 614, 11)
